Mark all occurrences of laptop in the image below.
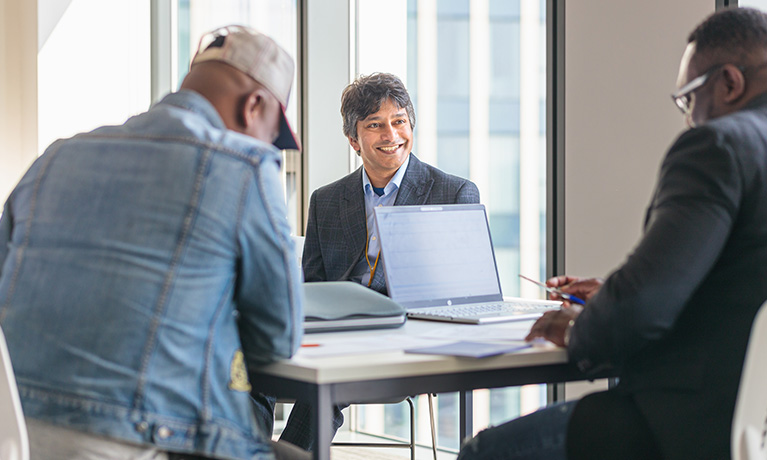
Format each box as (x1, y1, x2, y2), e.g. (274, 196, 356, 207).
(373, 204, 560, 324)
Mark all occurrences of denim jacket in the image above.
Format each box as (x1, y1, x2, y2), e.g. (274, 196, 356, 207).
(0, 90, 303, 459)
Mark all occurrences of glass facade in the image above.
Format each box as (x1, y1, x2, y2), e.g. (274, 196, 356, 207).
(37, 1, 151, 156)
(355, 0, 548, 452)
(739, 0, 767, 9)
(175, 0, 301, 234)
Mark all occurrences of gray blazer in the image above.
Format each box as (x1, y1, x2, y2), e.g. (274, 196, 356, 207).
(302, 154, 480, 294)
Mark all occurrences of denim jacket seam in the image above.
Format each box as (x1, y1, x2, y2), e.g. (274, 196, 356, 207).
(255, 163, 298, 352)
(20, 384, 254, 440)
(234, 173, 251, 271)
(132, 147, 212, 412)
(200, 282, 235, 422)
(78, 132, 274, 169)
(0, 145, 62, 322)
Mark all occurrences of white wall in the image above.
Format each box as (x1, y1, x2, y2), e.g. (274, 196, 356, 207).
(563, 0, 714, 277)
(561, 0, 715, 399)
(0, 0, 38, 204)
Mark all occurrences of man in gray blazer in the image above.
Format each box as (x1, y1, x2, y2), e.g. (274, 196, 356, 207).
(459, 8, 767, 460)
(302, 72, 480, 295)
(279, 73, 479, 450)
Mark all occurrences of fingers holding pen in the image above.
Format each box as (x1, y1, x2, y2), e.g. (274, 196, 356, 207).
(545, 276, 604, 303)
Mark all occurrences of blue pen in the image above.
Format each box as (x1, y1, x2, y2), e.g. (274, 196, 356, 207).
(518, 274, 586, 306)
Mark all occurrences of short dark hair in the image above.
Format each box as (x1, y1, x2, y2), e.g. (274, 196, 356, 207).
(688, 7, 767, 63)
(340, 73, 416, 141)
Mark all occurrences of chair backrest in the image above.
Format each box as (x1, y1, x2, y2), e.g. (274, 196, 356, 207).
(0, 327, 29, 460)
(732, 301, 767, 460)
(292, 235, 305, 266)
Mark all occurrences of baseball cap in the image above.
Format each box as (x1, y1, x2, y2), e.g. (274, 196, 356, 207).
(191, 25, 301, 151)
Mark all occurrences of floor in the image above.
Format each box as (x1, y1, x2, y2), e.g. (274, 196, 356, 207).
(274, 403, 459, 460)
(331, 430, 458, 460)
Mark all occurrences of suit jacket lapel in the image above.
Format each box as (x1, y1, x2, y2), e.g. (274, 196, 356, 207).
(339, 168, 367, 278)
(394, 154, 434, 206)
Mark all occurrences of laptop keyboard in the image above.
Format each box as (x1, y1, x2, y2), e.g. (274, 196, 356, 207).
(410, 302, 552, 318)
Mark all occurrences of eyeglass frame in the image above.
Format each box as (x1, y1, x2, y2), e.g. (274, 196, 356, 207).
(671, 64, 729, 115)
(669, 62, 767, 115)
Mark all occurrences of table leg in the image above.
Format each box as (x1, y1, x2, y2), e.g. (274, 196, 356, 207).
(459, 390, 473, 443)
(310, 385, 333, 460)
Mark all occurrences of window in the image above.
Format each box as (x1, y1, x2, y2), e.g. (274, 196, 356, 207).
(38, 1, 151, 155)
(353, 0, 548, 452)
(174, 0, 302, 233)
(737, 0, 767, 7)
(738, 1, 767, 9)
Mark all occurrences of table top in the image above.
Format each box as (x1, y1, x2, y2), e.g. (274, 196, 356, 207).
(254, 319, 568, 385)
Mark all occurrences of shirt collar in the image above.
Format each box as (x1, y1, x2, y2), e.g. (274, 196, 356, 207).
(362, 154, 411, 196)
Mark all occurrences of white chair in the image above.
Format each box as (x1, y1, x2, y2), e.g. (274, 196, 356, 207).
(291, 235, 305, 266)
(0, 327, 29, 460)
(731, 301, 767, 460)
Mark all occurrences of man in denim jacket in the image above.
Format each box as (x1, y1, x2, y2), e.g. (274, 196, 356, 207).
(0, 26, 306, 460)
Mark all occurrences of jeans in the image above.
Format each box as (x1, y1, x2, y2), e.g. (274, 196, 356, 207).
(457, 401, 576, 460)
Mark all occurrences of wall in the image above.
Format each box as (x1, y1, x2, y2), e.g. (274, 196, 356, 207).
(0, 0, 37, 204)
(561, 0, 716, 399)
(563, 0, 714, 277)
(303, 0, 355, 208)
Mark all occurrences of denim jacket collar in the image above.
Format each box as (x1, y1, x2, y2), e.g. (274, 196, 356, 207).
(157, 90, 228, 132)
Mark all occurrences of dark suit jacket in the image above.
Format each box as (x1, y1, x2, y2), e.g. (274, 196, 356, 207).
(302, 154, 480, 294)
(569, 92, 767, 459)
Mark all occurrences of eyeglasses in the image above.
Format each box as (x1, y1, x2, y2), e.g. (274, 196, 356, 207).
(670, 64, 726, 115)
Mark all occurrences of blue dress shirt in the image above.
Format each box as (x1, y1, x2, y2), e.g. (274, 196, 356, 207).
(349, 154, 411, 286)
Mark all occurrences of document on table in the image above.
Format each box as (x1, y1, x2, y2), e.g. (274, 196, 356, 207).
(404, 341, 531, 358)
(296, 321, 537, 358)
(297, 334, 449, 358)
(418, 322, 535, 342)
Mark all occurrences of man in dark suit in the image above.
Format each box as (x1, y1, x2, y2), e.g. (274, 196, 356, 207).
(459, 7, 767, 460)
(302, 72, 480, 294)
(278, 73, 479, 450)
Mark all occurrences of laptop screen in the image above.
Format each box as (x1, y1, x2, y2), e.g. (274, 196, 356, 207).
(374, 204, 504, 309)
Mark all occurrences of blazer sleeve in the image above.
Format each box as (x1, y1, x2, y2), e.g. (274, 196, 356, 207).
(455, 180, 480, 204)
(568, 127, 742, 373)
(302, 190, 326, 282)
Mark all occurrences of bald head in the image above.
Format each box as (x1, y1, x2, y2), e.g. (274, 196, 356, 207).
(675, 8, 767, 126)
(688, 7, 767, 68)
(181, 61, 259, 130)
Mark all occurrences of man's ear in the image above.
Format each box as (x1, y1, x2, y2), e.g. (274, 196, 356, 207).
(348, 136, 361, 153)
(721, 64, 747, 104)
(241, 89, 266, 131)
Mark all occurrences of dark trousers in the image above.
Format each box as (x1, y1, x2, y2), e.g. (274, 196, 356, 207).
(257, 393, 346, 452)
(567, 390, 662, 460)
(458, 389, 662, 460)
(279, 401, 346, 451)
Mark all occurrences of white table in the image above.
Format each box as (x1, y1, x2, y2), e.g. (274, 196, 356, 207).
(250, 320, 595, 460)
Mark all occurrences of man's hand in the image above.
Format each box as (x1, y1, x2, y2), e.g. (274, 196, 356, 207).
(525, 305, 583, 347)
(546, 276, 603, 306)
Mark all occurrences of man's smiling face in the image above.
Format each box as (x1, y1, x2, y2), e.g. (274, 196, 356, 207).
(348, 98, 413, 187)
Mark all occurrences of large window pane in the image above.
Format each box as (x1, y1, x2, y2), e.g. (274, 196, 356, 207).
(38, 1, 151, 155)
(739, 1, 767, 10)
(355, 0, 548, 452)
(175, 0, 301, 234)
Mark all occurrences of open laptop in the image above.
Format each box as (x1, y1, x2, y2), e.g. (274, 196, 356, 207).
(373, 204, 560, 324)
